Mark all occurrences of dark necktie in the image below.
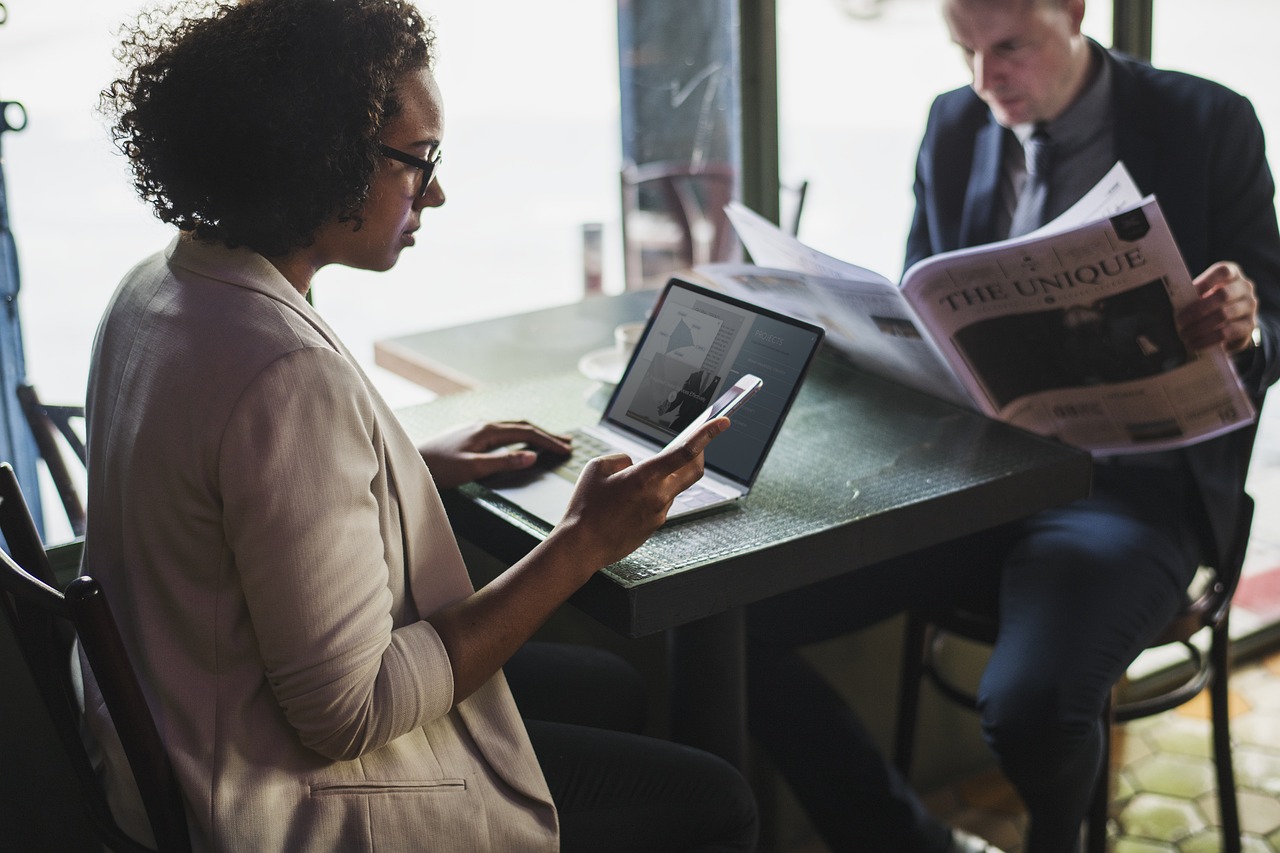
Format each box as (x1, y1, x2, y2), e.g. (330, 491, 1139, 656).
(1009, 125, 1053, 237)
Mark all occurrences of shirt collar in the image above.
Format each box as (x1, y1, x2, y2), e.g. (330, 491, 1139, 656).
(1010, 39, 1112, 148)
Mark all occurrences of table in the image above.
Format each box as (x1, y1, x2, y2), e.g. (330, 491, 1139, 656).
(388, 294, 1093, 767)
(375, 289, 658, 395)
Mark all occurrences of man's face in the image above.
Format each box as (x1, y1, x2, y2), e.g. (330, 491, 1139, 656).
(944, 0, 1088, 127)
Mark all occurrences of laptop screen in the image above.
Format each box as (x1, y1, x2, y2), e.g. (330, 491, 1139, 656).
(602, 277, 825, 486)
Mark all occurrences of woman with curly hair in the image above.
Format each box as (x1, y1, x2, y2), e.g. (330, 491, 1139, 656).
(84, 1, 758, 850)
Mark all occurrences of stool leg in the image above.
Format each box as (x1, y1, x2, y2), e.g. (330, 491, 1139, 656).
(1209, 619, 1241, 853)
(894, 612, 930, 775)
(1086, 693, 1113, 853)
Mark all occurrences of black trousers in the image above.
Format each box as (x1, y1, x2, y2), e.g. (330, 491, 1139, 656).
(506, 641, 759, 853)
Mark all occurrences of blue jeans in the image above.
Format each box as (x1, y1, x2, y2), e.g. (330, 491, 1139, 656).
(746, 463, 1201, 853)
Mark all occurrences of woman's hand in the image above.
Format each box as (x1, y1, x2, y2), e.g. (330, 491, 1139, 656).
(417, 420, 572, 489)
(1178, 261, 1259, 353)
(426, 417, 729, 703)
(549, 417, 730, 573)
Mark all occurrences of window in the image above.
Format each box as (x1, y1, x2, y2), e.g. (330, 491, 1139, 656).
(775, 0, 1112, 280)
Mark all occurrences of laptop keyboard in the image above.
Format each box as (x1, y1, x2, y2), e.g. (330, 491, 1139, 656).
(549, 430, 725, 514)
(547, 430, 614, 483)
(670, 481, 722, 513)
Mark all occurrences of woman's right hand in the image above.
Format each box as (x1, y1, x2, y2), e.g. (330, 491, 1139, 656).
(428, 417, 730, 704)
(551, 417, 730, 573)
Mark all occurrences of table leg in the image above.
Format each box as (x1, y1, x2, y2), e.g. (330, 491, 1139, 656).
(666, 608, 747, 769)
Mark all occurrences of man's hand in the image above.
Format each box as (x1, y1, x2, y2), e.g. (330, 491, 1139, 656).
(417, 420, 572, 489)
(1178, 261, 1259, 353)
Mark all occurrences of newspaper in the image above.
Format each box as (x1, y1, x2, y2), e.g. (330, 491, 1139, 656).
(699, 163, 1255, 455)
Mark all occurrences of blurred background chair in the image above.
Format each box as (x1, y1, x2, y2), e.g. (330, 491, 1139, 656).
(618, 160, 810, 291)
(16, 383, 86, 538)
(0, 462, 190, 852)
(620, 160, 739, 290)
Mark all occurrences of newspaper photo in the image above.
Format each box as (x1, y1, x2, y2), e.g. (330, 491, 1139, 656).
(702, 163, 1255, 455)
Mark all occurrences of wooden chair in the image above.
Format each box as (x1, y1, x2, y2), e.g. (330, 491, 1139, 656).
(620, 160, 738, 290)
(892, 487, 1253, 853)
(16, 383, 86, 537)
(0, 462, 191, 852)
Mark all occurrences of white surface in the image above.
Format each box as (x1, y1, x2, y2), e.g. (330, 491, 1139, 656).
(577, 347, 629, 386)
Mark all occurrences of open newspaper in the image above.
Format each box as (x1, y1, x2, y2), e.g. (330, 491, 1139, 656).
(698, 163, 1255, 455)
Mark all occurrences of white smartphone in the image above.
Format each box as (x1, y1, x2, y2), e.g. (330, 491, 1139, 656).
(667, 373, 764, 450)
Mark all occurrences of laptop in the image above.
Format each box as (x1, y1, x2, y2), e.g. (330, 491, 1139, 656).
(482, 275, 825, 525)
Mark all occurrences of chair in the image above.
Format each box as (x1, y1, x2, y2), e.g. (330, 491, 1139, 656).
(620, 159, 739, 290)
(0, 463, 191, 852)
(892, 488, 1254, 853)
(16, 383, 87, 537)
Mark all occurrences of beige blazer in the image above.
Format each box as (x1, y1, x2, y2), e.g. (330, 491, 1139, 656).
(81, 235, 557, 851)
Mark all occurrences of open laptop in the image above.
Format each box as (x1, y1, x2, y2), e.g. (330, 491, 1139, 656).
(482, 275, 825, 526)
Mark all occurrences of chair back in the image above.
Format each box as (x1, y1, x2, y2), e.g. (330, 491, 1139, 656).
(1146, 413, 1261, 649)
(621, 160, 739, 289)
(1147, 491, 1254, 649)
(0, 463, 190, 852)
(16, 384, 86, 537)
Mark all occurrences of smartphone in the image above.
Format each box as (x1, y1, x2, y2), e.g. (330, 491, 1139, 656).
(667, 374, 764, 450)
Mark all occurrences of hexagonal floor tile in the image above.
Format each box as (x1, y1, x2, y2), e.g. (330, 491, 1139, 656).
(1127, 752, 1216, 799)
(1232, 744, 1280, 797)
(1139, 716, 1214, 759)
(1115, 792, 1207, 843)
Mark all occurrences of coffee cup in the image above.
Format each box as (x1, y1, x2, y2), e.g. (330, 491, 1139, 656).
(614, 321, 645, 358)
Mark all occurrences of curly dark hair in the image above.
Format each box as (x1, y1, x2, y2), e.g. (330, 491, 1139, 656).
(101, 0, 435, 257)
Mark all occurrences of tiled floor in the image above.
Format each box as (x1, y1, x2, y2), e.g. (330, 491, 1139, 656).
(923, 649, 1280, 852)
(782, 408, 1280, 852)
(922, 405, 1280, 853)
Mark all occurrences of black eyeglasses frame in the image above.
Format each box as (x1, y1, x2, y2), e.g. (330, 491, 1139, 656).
(378, 143, 442, 199)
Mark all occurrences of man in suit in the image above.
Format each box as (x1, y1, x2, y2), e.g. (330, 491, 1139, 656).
(747, 1, 1279, 851)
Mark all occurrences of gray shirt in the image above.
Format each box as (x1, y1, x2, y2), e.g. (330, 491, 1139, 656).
(997, 39, 1117, 238)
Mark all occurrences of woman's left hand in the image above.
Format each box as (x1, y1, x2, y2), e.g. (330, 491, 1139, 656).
(417, 420, 572, 489)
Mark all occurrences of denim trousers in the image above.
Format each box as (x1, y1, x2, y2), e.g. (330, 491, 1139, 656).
(746, 462, 1202, 853)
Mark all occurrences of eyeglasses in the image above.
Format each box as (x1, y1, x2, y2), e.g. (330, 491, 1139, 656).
(378, 143, 442, 199)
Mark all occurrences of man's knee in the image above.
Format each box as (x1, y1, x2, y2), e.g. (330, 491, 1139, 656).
(979, 678, 1099, 772)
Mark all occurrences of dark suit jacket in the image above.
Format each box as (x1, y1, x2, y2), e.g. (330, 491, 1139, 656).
(905, 46, 1280, 569)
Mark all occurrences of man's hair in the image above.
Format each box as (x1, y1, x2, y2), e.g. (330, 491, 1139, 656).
(101, 0, 435, 257)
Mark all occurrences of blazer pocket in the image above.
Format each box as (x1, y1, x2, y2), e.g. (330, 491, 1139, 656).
(310, 778, 467, 796)
(306, 777, 488, 851)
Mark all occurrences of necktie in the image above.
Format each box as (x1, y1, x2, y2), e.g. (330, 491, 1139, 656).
(1009, 125, 1053, 238)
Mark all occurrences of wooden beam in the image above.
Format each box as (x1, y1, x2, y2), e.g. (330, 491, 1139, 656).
(737, 0, 780, 224)
(1112, 0, 1153, 61)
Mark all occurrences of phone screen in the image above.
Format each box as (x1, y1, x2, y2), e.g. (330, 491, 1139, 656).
(667, 374, 763, 450)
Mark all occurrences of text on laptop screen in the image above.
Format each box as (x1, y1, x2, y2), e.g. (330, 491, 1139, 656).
(602, 279, 824, 484)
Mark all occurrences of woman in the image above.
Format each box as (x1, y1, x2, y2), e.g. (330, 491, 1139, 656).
(84, 0, 757, 850)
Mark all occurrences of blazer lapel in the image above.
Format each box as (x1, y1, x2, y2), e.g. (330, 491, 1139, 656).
(1108, 53, 1159, 195)
(960, 118, 1006, 248)
(457, 680, 557, 810)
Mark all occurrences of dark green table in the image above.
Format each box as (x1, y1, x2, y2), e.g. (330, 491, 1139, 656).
(375, 289, 657, 395)
(392, 294, 1093, 767)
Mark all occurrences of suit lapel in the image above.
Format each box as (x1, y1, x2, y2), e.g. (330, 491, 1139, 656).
(1109, 54, 1159, 195)
(457, 679, 557, 810)
(960, 119, 1006, 248)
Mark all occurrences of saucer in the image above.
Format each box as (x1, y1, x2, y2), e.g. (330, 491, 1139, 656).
(577, 347, 630, 385)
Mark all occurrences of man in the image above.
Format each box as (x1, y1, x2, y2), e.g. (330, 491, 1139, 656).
(746, 1, 1279, 851)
